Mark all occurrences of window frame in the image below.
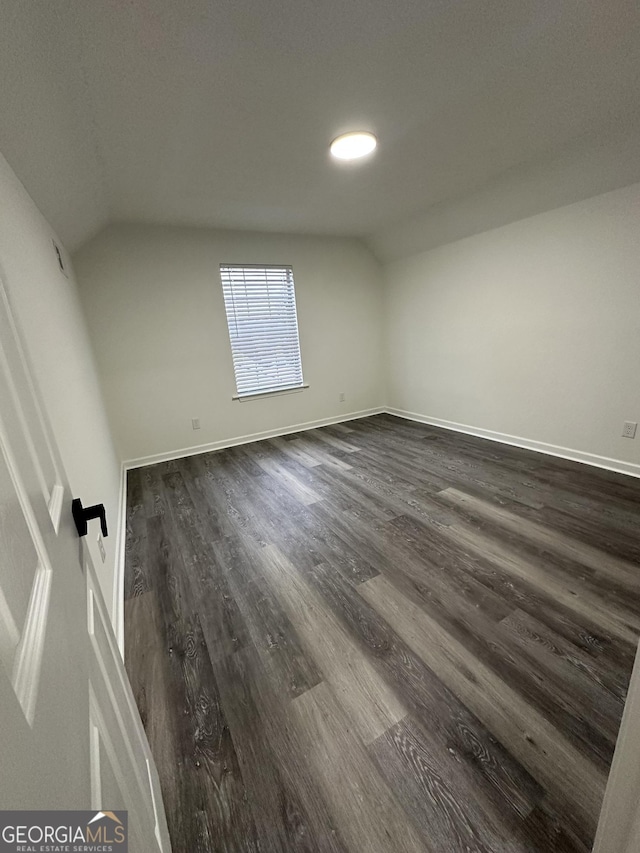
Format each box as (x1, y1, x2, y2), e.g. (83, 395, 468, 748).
(220, 263, 307, 401)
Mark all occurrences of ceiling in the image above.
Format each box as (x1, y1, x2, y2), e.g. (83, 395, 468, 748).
(1, 0, 640, 254)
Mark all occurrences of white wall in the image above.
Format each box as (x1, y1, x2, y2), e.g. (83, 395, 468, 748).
(74, 224, 385, 463)
(0, 152, 121, 615)
(383, 181, 640, 471)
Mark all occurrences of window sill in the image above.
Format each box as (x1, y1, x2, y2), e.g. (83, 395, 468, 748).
(233, 384, 309, 402)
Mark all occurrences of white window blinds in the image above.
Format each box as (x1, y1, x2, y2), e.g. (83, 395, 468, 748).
(220, 264, 305, 398)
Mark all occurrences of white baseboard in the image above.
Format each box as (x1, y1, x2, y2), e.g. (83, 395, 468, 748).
(112, 462, 128, 658)
(122, 407, 385, 470)
(386, 407, 640, 479)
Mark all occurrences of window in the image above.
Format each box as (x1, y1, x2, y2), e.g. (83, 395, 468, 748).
(220, 264, 305, 399)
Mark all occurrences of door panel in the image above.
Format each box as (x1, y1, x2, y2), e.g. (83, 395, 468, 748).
(0, 275, 88, 809)
(0, 274, 170, 850)
(0, 284, 64, 532)
(86, 561, 163, 849)
(0, 389, 54, 726)
(0, 448, 38, 665)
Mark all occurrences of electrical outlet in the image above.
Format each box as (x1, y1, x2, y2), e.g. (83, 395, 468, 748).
(97, 533, 106, 563)
(622, 421, 637, 439)
(339, 392, 346, 403)
(192, 418, 201, 430)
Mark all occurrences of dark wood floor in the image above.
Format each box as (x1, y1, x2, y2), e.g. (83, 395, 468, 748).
(124, 414, 640, 853)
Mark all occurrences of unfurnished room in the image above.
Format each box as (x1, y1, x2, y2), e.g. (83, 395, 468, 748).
(1, 1, 640, 851)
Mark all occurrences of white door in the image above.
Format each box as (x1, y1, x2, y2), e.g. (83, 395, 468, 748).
(0, 277, 170, 852)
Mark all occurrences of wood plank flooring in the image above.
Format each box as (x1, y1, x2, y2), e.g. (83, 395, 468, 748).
(124, 414, 640, 852)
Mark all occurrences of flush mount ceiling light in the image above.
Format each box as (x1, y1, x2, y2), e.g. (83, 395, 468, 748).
(330, 131, 377, 161)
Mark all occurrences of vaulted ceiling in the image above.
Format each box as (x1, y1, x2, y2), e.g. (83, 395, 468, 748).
(2, 0, 640, 255)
